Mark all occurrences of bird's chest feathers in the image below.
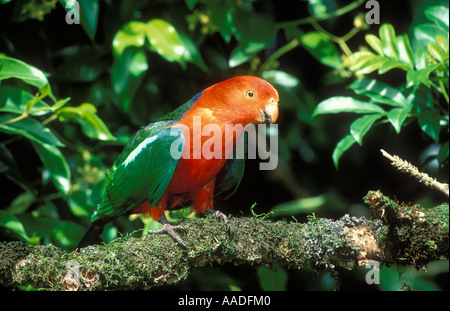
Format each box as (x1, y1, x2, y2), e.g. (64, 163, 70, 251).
(167, 106, 247, 194)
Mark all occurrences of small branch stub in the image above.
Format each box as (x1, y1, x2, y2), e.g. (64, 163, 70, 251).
(380, 149, 449, 198)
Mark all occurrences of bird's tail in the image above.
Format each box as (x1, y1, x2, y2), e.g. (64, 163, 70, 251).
(74, 221, 104, 250)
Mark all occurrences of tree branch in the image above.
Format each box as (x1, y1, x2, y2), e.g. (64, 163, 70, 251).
(0, 192, 448, 290)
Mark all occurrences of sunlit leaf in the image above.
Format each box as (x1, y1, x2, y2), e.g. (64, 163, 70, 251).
(0, 87, 51, 116)
(365, 34, 383, 55)
(387, 106, 411, 134)
(178, 31, 208, 71)
(0, 55, 48, 88)
(379, 23, 398, 59)
(144, 19, 189, 66)
(112, 21, 146, 57)
(299, 32, 342, 68)
(406, 63, 441, 88)
(269, 195, 327, 217)
(52, 220, 85, 247)
(396, 34, 415, 68)
(348, 79, 407, 107)
(0, 210, 29, 241)
(57, 103, 116, 141)
(412, 24, 448, 51)
(427, 43, 446, 63)
(424, 5, 449, 32)
(262, 70, 300, 88)
(229, 40, 267, 67)
(313, 96, 386, 116)
(350, 114, 383, 145)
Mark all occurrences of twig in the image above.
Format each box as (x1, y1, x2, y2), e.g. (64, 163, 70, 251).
(380, 149, 449, 198)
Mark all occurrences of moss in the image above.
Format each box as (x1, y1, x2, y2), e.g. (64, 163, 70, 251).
(1, 211, 447, 290)
(385, 202, 449, 267)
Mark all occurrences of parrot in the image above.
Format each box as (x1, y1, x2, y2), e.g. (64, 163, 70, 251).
(76, 75, 279, 249)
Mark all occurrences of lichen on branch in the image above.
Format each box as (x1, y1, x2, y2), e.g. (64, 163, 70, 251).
(1, 197, 447, 291)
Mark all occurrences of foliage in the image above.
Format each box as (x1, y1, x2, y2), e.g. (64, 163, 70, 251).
(0, 0, 448, 290)
(313, 6, 449, 168)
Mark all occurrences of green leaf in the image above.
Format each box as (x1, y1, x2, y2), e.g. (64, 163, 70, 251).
(299, 32, 342, 68)
(178, 31, 208, 71)
(308, 0, 338, 18)
(0, 114, 64, 146)
(257, 264, 287, 291)
(350, 114, 383, 145)
(332, 134, 357, 169)
(262, 70, 300, 88)
(229, 8, 275, 67)
(61, 0, 99, 40)
(269, 195, 327, 217)
(424, 5, 449, 32)
(112, 21, 146, 57)
(0, 55, 48, 88)
(229, 40, 267, 67)
(406, 63, 441, 88)
(427, 43, 446, 63)
(343, 51, 386, 75)
(378, 58, 409, 74)
(348, 79, 407, 107)
(185, 0, 198, 10)
(313, 96, 386, 116)
(0, 210, 29, 241)
(8, 191, 35, 215)
(31, 141, 71, 197)
(379, 24, 398, 59)
(396, 34, 415, 68)
(0, 87, 51, 116)
(57, 103, 116, 141)
(111, 46, 148, 112)
(144, 19, 190, 66)
(52, 220, 85, 247)
(210, 0, 235, 43)
(387, 106, 411, 134)
(365, 34, 383, 55)
(412, 24, 448, 51)
(68, 190, 94, 218)
(78, 0, 99, 40)
(417, 109, 441, 142)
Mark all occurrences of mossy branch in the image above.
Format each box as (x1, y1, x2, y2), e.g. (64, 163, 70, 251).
(1, 195, 448, 291)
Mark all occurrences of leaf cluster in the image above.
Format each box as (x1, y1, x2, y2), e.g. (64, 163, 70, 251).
(313, 6, 449, 168)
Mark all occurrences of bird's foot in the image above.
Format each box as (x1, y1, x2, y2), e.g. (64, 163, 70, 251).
(148, 223, 187, 249)
(205, 207, 230, 231)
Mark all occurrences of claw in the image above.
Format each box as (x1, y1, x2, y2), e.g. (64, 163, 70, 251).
(205, 207, 230, 231)
(148, 214, 187, 248)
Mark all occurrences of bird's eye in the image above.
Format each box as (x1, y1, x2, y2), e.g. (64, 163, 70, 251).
(246, 89, 255, 99)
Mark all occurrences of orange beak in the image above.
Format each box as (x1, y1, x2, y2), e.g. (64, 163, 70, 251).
(260, 99, 279, 124)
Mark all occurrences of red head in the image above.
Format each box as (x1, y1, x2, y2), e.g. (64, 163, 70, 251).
(185, 75, 279, 126)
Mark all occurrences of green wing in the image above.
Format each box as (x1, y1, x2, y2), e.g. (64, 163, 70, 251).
(91, 121, 184, 222)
